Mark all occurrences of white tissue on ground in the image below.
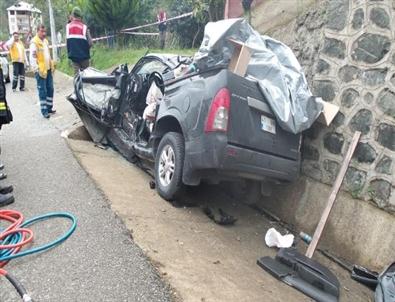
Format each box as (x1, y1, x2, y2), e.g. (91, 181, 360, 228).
(265, 227, 294, 248)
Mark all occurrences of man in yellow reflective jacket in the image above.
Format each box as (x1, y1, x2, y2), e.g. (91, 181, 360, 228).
(6, 32, 29, 92)
(29, 25, 56, 119)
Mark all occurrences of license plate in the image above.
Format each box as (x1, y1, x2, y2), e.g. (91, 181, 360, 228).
(261, 115, 276, 134)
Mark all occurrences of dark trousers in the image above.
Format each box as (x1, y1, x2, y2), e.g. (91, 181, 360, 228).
(35, 70, 54, 116)
(72, 60, 90, 75)
(159, 31, 166, 49)
(12, 62, 25, 90)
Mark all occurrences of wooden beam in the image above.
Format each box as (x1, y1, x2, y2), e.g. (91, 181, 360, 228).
(305, 131, 361, 258)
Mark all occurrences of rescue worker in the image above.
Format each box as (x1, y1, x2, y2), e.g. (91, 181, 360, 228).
(29, 24, 56, 119)
(6, 32, 29, 92)
(66, 7, 93, 74)
(0, 64, 15, 207)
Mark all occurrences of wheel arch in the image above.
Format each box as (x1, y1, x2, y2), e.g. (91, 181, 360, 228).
(152, 115, 184, 155)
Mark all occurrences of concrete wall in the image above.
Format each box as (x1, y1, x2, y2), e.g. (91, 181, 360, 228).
(252, 0, 395, 269)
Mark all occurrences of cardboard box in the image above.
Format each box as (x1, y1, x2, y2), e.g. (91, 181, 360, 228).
(228, 39, 253, 77)
(316, 98, 340, 126)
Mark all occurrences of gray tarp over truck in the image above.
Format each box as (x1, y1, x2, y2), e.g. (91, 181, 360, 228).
(194, 18, 324, 134)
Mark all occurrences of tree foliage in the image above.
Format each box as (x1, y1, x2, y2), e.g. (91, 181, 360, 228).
(165, 0, 225, 48)
(87, 0, 139, 33)
(0, 0, 226, 48)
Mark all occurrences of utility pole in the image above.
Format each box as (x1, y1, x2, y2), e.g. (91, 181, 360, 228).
(47, 0, 58, 61)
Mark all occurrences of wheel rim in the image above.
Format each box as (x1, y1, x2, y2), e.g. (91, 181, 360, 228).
(158, 145, 175, 187)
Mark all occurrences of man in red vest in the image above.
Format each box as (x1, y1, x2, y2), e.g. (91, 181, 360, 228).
(66, 7, 93, 74)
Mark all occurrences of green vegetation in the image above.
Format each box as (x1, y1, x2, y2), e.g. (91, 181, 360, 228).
(87, 0, 139, 33)
(57, 45, 197, 76)
(1, 0, 225, 49)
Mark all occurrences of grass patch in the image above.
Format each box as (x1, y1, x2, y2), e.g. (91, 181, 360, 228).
(57, 46, 196, 76)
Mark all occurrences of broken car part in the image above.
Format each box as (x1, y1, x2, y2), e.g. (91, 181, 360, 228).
(258, 248, 340, 302)
(352, 265, 379, 290)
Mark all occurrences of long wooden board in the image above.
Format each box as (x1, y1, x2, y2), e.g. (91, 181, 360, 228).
(305, 131, 361, 258)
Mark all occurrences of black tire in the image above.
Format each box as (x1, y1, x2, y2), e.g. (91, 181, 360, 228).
(155, 132, 185, 201)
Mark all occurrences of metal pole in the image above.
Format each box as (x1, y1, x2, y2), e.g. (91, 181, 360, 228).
(47, 0, 58, 61)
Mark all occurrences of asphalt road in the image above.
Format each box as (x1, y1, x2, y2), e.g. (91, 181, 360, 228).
(0, 79, 172, 301)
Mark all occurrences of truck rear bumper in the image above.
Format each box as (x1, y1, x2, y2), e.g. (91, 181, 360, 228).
(183, 134, 300, 185)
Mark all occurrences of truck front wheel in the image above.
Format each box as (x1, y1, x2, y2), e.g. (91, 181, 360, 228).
(155, 132, 185, 201)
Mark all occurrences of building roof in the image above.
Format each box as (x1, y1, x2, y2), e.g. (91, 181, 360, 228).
(7, 1, 41, 13)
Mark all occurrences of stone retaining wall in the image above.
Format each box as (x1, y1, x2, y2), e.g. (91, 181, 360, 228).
(286, 0, 394, 214)
(262, 0, 395, 268)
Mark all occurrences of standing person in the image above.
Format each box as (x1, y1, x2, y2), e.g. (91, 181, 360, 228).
(57, 31, 63, 57)
(157, 9, 167, 49)
(30, 25, 56, 119)
(6, 32, 29, 92)
(242, 0, 254, 23)
(66, 7, 93, 74)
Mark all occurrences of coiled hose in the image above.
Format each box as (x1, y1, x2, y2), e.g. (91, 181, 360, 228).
(0, 210, 77, 301)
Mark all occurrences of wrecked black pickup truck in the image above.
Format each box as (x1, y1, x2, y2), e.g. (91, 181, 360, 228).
(67, 53, 302, 201)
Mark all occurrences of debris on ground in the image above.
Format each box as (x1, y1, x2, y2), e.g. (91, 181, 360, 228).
(264, 227, 294, 248)
(149, 180, 156, 189)
(258, 248, 340, 302)
(202, 207, 237, 225)
(352, 265, 379, 290)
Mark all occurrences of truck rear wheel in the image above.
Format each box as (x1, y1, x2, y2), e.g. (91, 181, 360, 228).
(155, 132, 185, 201)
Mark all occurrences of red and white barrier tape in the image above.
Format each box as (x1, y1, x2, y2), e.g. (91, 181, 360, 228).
(0, 12, 193, 56)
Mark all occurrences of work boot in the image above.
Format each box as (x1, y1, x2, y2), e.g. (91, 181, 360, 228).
(0, 172, 6, 180)
(0, 184, 13, 194)
(48, 109, 56, 114)
(0, 193, 14, 207)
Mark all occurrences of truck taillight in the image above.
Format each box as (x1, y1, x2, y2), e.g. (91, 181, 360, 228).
(205, 88, 231, 133)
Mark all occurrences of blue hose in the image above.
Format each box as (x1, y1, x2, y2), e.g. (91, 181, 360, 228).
(0, 212, 77, 262)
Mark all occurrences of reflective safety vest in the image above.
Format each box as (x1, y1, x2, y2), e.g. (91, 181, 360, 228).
(9, 41, 26, 63)
(66, 20, 90, 62)
(31, 35, 54, 79)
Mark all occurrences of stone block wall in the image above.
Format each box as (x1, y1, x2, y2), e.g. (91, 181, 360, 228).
(293, 0, 394, 214)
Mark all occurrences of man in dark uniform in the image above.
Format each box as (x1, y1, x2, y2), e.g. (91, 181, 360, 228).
(66, 7, 93, 74)
(0, 64, 15, 207)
